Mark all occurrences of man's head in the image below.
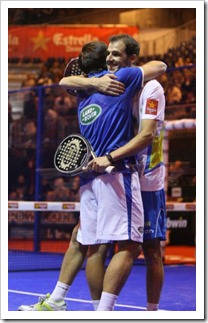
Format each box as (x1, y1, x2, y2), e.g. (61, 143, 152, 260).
(107, 34, 140, 72)
(78, 41, 108, 74)
(54, 177, 66, 190)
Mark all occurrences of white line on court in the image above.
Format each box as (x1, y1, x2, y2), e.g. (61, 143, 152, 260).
(8, 289, 169, 311)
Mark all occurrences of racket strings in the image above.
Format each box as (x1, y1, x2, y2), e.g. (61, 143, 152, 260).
(56, 138, 87, 171)
(64, 59, 84, 96)
(71, 62, 82, 76)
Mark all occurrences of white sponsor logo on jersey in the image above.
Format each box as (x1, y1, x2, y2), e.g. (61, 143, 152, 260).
(80, 104, 102, 125)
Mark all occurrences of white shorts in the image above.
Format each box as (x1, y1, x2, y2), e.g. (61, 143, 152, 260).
(77, 172, 144, 245)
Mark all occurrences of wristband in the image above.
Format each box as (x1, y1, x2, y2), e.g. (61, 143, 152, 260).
(106, 153, 115, 165)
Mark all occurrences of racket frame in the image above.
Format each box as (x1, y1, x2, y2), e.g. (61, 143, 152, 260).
(54, 134, 116, 176)
(54, 133, 92, 176)
(63, 57, 84, 96)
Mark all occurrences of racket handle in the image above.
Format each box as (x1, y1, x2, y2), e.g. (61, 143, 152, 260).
(90, 150, 116, 174)
(105, 165, 116, 175)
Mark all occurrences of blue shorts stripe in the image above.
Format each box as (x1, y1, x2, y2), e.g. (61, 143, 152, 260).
(122, 173, 132, 240)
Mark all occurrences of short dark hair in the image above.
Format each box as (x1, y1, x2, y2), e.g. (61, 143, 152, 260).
(78, 41, 108, 74)
(109, 34, 140, 57)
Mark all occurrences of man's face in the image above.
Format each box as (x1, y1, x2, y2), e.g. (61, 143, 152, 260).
(106, 40, 132, 72)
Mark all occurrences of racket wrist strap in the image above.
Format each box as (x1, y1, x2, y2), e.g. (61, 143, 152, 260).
(106, 153, 115, 165)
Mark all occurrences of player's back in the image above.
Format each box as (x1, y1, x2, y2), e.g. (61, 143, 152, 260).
(77, 67, 144, 157)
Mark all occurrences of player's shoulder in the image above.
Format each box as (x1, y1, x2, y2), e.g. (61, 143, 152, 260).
(143, 79, 164, 95)
(92, 70, 108, 78)
(144, 79, 163, 89)
(116, 67, 143, 85)
(116, 66, 142, 75)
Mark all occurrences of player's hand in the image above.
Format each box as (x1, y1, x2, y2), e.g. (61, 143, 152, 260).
(84, 156, 112, 173)
(95, 74, 125, 95)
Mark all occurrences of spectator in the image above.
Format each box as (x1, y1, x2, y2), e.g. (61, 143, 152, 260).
(69, 177, 80, 202)
(22, 91, 38, 122)
(43, 109, 58, 146)
(43, 91, 56, 114)
(10, 118, 24, 148)
(166, 80, 182, 105)
(167, 160, 185, 202)
(46, 177, 71, 201)
(37, 72, 53, 88)
(22, 75, 37, 88)
(9, 190, 19, 200)
(40, 178, 52, 201)
(174, 56, 185, 68)
(171, 69, 184, 89)
(11, 174, 29, 200)
(20, 75, 38, 122)
(22, 120, 37, 148)
(181, 68, 196, 103)
(53, 93, 75, 116)
(49, 60, 64, 83)
(168, 160, 184, 180)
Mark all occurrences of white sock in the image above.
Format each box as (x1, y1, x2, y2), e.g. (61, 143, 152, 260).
(92, 300, 100, 311)
(97, 292, 118, 311)
(50, 281, 70, 301)
(146, 303, 159, 311)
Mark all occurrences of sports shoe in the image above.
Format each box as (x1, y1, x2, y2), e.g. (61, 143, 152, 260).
(18, 293, 67, 311)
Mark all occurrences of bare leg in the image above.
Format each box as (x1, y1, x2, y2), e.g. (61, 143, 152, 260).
(96, 240, 142, 310)
(102, 240, 141, 295)
(160, 240, 166, 263)
(142, 238, 164, 307)
(59, 224, 88, 284)
(86, 243, 111, 300)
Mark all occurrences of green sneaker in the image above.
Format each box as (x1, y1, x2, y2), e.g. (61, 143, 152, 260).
(18, 293, 67, 311)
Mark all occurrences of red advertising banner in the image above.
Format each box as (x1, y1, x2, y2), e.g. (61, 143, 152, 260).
(8, 25, 139, 60)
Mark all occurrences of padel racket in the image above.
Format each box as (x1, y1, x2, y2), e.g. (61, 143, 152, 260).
(54, 134, 116, 177)
(63, 57, 84, 96)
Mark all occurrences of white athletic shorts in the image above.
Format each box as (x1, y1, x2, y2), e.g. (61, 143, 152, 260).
(77, 171, 144, 245)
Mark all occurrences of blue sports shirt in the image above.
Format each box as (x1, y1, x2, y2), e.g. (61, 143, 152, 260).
(77, 67, 144, 164)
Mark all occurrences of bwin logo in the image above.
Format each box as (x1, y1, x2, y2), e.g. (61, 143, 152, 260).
(167, 217, 188, 229)
(144, 229, 154, 234)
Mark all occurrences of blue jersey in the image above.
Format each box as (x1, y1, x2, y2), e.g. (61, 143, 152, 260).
(77, 67, 144, 164)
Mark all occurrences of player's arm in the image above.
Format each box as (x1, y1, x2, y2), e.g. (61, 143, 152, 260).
(59, 74, 125, 95)
(111, 119, 157, 161)
(141, 61, 167, 82)
(87, 119, 157, 173)
(106, 82, 164, 165)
